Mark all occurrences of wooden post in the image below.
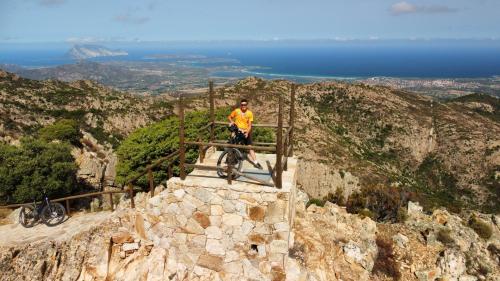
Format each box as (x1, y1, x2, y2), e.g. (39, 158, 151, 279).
(148, 168, 154, 197)
(276, 93, 283, 189)
(179, 96, 186, 180)
(109, 193, 114, 211)
(128, 183, 135, 208)
(283, 135, 288, 171)
(289, 84, 296, 157)
(167, 164, 173, 179)
(65, 199, 70, 216)
(227, 163, 233, 185)
(209, 81, 215, 142)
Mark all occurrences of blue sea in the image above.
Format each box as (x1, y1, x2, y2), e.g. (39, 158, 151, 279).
(1, 40, 500, 79)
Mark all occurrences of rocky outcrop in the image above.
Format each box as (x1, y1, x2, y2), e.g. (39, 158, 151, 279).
(72, 132, 117, 189)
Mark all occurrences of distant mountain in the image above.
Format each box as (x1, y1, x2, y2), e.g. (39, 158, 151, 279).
(67, 44, 128, 60)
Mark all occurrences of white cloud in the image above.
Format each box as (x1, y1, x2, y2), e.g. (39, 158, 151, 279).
(390, 1, 457, 16)
(113, 13, 150, 24)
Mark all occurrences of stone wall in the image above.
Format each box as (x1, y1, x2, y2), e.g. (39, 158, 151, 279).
(142, 157, 298, 280)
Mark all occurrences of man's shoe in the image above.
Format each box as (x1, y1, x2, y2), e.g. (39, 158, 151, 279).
(254, 162, 263, 170)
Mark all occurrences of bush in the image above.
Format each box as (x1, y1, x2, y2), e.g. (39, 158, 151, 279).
(306, 198, 325, 208)
(324, 187, 345, 206)
(346, 184, 411, 222)
(38, 119, 82, 145)
(0, 138, 78, 204)
(437, 228, 455, 246)
(115, 108, 274, 188)
(373, 236, 401, 280)
(468, 216, 493, 239)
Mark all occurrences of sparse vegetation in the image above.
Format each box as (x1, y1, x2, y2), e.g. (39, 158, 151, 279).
(373, 236, 401, 280)
(346, 184, 411, 222)
(468, 216, 493, 239)
(436, 228, 455, 246)
(306, 198, 325, 208)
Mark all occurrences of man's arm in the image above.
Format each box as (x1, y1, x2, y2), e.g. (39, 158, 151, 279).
(245, 120, 252, 137)
(228, 110, 235, 125)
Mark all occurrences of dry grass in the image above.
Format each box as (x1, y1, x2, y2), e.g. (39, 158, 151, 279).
(373, 236, 401, 280)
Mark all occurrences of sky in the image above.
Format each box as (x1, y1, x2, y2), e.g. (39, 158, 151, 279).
(1, 0, 499, 43)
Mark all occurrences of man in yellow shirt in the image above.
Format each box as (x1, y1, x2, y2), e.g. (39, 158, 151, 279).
(228, 99, 263, 169)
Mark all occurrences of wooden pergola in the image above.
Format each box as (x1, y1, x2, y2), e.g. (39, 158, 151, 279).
(178, 81, 296, 189)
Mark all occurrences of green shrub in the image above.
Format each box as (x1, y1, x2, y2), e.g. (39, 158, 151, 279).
(38, 119, 82, 145)
(324, 187, 345, 206)
(437, 228, 455, 246)
(0, 138, 78, 204)
(468, 216, 493, 239)
(306, 198, 325, 208)
(115, 108, 274, 188)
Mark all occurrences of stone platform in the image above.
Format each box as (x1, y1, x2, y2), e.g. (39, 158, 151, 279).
(147, 150, 298, 280)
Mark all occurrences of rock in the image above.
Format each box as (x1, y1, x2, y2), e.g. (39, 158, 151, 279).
(122, 242, 140, 252)
(206, 239, 225, 256)
(222, 214, 243, 226)
(185, 218, 205, 235)
(415, 268, 441, 281)
(393, 233, 409, 248)
(249, 206, 266, 221)
(437, 249, 467, 280)
(205, 226, 223, 239)
(174, 189, 186, 200)
(112, 231, 133, 244)
(193, 188, 213, 203)
(193, 212, 210, 229)
(197, 254, 223, 272)
(211, 205, 224, 216)
(270, 240, 289, 254)
(408, 201, 424, 216)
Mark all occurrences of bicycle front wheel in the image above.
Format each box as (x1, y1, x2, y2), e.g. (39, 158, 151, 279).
(19, 204, 37, 228)
(217, 148, 243, 179)
(41, 203, 66, 227)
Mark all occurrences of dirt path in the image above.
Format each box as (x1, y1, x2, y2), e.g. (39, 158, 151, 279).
(0, 211, 112, 247)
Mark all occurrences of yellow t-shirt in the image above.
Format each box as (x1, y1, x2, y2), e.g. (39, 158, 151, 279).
(229, 108, 253, 130)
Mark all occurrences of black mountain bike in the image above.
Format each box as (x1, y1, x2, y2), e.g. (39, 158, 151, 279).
(216, 125, 261, 179)
(19, 190, 66, 228)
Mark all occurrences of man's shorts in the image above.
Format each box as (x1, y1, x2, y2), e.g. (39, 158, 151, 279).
(243, 133, 253, 145)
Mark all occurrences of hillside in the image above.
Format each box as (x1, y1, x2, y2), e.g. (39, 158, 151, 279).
(0, 69, 172, 146)
(194, 78, 499, 214)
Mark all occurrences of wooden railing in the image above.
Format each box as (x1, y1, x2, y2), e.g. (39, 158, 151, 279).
(0, 190, 133, 216)
(178, 81, 296, 189)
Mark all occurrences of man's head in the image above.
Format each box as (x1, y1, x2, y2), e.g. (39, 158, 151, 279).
(240, 99, 248, 111)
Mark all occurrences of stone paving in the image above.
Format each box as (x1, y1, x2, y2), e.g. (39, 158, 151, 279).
(0, 211, 112, 247)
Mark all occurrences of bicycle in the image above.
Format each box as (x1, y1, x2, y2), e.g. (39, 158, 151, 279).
(19, 190, 66, 228)
(216, 125, 262, 179)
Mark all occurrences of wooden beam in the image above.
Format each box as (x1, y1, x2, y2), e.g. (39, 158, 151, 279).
(276, 93, 283, 189)
(289, 84, 296, 157)
(213, 121, 289, 128)
(212, 140, 277, 146)
(185, 141, 276, 152)
(179, 96, 186, 180)
(209, 81, 215, 142)
(148, 168, 154, 196)
(109, 193, 114, 211)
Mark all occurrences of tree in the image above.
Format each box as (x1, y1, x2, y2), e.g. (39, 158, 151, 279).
(38, 119, 82, 145)
(0, 138, 77, 204)
(116, 108, 274, 188)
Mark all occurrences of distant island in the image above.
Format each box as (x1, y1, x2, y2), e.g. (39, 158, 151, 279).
(67, 44, 128, 60)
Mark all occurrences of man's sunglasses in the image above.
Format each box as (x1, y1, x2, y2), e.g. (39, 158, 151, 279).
(240, 103, 248, 106)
